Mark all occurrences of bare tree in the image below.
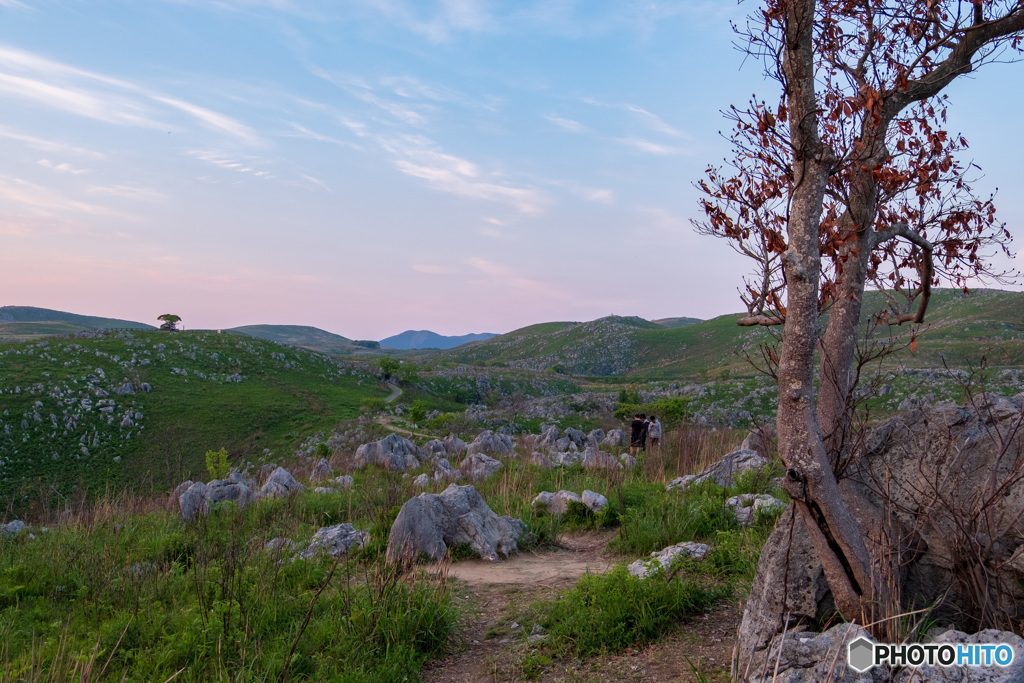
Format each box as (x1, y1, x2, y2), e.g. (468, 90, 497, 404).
(696, 0, 1024, 623)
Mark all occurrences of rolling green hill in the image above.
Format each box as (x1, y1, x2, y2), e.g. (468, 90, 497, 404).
(435, 289, 1024, 378)
(0, 306, 155, 340)
(0, 330, 389, 504)
(652, 316, 703, 329)
(225, 324, 379, 356)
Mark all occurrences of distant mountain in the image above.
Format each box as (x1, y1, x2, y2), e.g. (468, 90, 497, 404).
(225, 325, 378, 356)
(653, 316, 702, 329)
(380, 330, 498, 350)
(0, 306, 155, 339)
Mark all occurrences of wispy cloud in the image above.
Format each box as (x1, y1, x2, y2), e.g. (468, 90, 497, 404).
(623, 104, 688, 139)
(613, 137, 687, 156)
(151, 96, 259, 144)
(188, 150, 273, 177)
(87, 185, 166, 203)
(0, 125, 105, 158)
(0, 44, 261, 144)
(544, 114, 589, 134)
(37, 158, 91, 175)
(0, 175, 133, 219)
(465, 256, 569, 297)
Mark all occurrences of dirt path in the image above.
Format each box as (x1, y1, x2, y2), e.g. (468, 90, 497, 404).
(384, 381, 402, 403)
(423, 531, 740, 682)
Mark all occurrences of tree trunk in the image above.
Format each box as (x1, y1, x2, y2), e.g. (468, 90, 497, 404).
(775, 0, 878, 623)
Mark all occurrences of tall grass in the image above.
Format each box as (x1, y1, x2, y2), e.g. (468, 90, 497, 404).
(0, 490, 456, 682)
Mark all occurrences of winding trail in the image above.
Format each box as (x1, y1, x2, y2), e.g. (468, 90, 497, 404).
(384, 381, 402, 403)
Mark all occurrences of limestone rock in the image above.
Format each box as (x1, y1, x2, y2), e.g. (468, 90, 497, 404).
(443, 435, 468, 457)
(205, 479, 251, 508)
(582, 490, 608, 513)
(170, 480, 194, 509)
(299, 524, 369, 559)
(891, 629, 1024, 682)
(726, 494, 786, 526)
(534, 425, 561, 452)
(601, 429, 627, 448)
(588, 429, 606, 444)
(354, 433, 421, 472)
(0, 520, 27, 539)
(528, 452, 556, 468)
(532, 490, 581, 515)
(179, 482, 209, 521)
(564, 427, 586, 448)
(460, 452, 503, 482)
(265, 537, 295, 551)
(745, 623, 885, 683)
(333, 475, 354, 489)
(580, 448, 623, 470)
(310, 458, 333, 482)
(258, 467, 304, 499)
(431, 458, 461, 482)
(620, 453, 638, 468)
(666, 449, 768, 492)
(467, 430, 515, 457)
(412, 473, 430, 487)
(628, 541, 710, 578)
(423, 439, 448, 457)
(386, 484, 526, 562)
(314, 487, 337, 495)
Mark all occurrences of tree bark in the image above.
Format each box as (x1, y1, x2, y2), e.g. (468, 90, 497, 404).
(775, 0, 879, 622)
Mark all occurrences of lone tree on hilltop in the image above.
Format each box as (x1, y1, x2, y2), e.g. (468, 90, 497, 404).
(157, 314, 181, 332)
(696, 0, 1024, 628)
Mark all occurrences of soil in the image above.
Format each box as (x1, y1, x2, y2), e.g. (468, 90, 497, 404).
(422, 530, 741, 682)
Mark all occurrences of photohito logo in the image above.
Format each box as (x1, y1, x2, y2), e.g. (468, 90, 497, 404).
(848, 637, 1015, 672)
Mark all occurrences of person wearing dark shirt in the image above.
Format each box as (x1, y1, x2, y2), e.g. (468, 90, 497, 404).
(630, 413, 647, 455)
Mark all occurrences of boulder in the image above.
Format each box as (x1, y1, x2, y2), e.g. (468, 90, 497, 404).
(0, 520, 27, 539)
(333, 475, 354, 489)
(227, 472, 248, 485)
(299, 524, 369, 560)
(313, 487, 337, 495)
(257, 463, 278, 483)
(179, 482, 209, 521)
(726, 494, 786, 527)
(423, 439, 448, 457)
(620, 453, 638, 468)
(431, 458, 461, 482)
(627, 541, 710, 578)
(258, 467, 304, 499)
(743, 623, 885, 683)
(386, 484, 527, 562)
(666, 449, 768, 492)
(580, 448, 623, 470)
(467, 430, 515, 457)
(601, 429, 627, 448)
(588, 429, 606, 444)
(170, 480, 194, 509)
(527, 452, 556, 469)
(582, 490, 608, 513)
(534, 425, 561, 452)
(532, 490, 581, 515)
(309, 458, 333, 482)
(890, 629, 1024, 682)
(205, 479, 251, 508)
(550, 451, 583, 467)
(741, 423, 777, 458)
(564, 427, 586, 448)
(265, 537, 295, 551)
(460, 452, 503, 482)
(355, 433, 421, 472)
(443, 435, 468, 457)
(412, 473, 430, 487)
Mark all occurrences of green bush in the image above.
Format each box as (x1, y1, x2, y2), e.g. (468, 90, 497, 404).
(360, 397, 387, 413)
(534, 565, 730, 657)
(408, 400, 427, 425)
(609, 484, 735, 555)
(204, 447, 229, 480)
(613, 397, 692, 428)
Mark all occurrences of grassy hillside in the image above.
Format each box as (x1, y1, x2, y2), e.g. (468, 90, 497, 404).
(0, 330, 389, 505)
(652, 316, 702, 328)
(437, 289, 1024, 378)
(0, 306, 155, 341)
(225, 324, 379, 356)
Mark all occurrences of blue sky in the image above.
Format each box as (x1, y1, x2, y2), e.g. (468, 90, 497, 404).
(1, 1, 1021, 339)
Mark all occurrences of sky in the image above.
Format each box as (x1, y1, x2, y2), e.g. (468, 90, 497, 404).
(1, 1, 1022, 340)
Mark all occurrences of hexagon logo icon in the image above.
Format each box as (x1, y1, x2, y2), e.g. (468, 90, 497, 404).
(848, 636, 875, 672)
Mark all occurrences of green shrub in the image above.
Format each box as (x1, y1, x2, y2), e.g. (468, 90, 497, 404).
(360, 397, 387, 413)
(204, 447, 229, 480)
(609, 484, 735, 555)
(408, 400, 427, 425)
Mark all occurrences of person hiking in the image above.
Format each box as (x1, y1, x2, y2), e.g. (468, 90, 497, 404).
(640, 415, 650, 451)
(629, 413, 646, 456)
(648, 415, 662, 450)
